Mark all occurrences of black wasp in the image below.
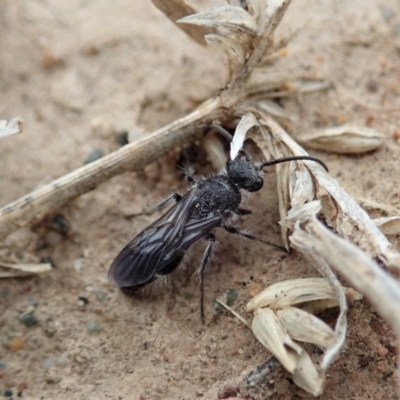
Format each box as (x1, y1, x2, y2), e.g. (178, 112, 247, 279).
(108, 125, 328, 319)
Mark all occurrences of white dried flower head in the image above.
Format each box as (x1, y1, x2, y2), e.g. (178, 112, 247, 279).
(247, 277, 362, 396)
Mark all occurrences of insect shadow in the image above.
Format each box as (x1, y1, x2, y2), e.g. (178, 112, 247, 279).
(108, 125, 328, 321)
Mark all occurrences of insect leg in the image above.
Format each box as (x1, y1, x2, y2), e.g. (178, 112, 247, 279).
(199, 232, 216, 322)
(178, 164, 196, 187)
(234, 208, 252, 216)
(223, 223, 286, 251)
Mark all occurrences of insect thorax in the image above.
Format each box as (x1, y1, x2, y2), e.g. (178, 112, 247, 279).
(190, 175, 241, 218)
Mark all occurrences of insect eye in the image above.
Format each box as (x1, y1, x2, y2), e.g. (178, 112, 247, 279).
(248, 176, 263, 192)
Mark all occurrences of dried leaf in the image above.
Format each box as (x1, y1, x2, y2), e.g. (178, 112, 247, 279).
(0, 117, 23, 138)
(297, 126, 384, 154)
(178, 6, 258, 36)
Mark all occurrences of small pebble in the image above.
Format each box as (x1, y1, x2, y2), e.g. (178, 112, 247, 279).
(213, 289, 239, 311)
(87, 321, 103, 333)
(84, 148, 104, 164)
(43, 358, 54, 369)
(4, 389, 13, 398)
(7, 337, 24, 351)
(225, 289, 238, 306)
(18, 307, 37, 326)
(0, 362, 6, 369)
(78, 296, 89, 306)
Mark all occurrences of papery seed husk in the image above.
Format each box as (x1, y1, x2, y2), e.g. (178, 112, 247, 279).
(297, 126, 384, 154)
(374, 216, 400, 235)
(247, 278, 336, 312)
(252, 308, 301, 373)
(0, 262, 52, 278)
(300, 287, 362, 314)
(292, 350, 325, 396)
(255, 100, 297, 123)
(276, 306, 335, 348)
(245, 71, 290, 95)
(292, 79, 331, 94)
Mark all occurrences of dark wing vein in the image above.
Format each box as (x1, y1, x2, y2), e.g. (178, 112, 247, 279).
(108, 188, 202, 287)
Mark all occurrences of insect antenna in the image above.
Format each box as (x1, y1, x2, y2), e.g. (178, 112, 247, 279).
(261, 156, 329, 172)
(210, 124, 233, 142)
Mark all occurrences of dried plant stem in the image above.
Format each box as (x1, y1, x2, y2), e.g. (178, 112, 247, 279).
(0, 98, 226, 240)
(291, 218, 400, 336)
(224, 0, 292, 103)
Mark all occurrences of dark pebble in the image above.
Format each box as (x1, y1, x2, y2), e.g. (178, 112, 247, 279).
(78, 296, 89, 305)
(4, 389, 13, 397)
(17, 308, 37, 326)
(115, 131, 129, 146)
(213, 289, 239, 311)
(225, 289, 238, 306)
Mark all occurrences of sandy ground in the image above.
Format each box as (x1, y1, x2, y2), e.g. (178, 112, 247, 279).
(1, 0, 400, 399)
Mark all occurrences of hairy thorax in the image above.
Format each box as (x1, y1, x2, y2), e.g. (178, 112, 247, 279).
(190, 175, 241, 218)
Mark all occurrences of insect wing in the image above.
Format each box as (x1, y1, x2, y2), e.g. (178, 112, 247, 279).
(174, 215, 222, 254)
(108, 190, 198, 288)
